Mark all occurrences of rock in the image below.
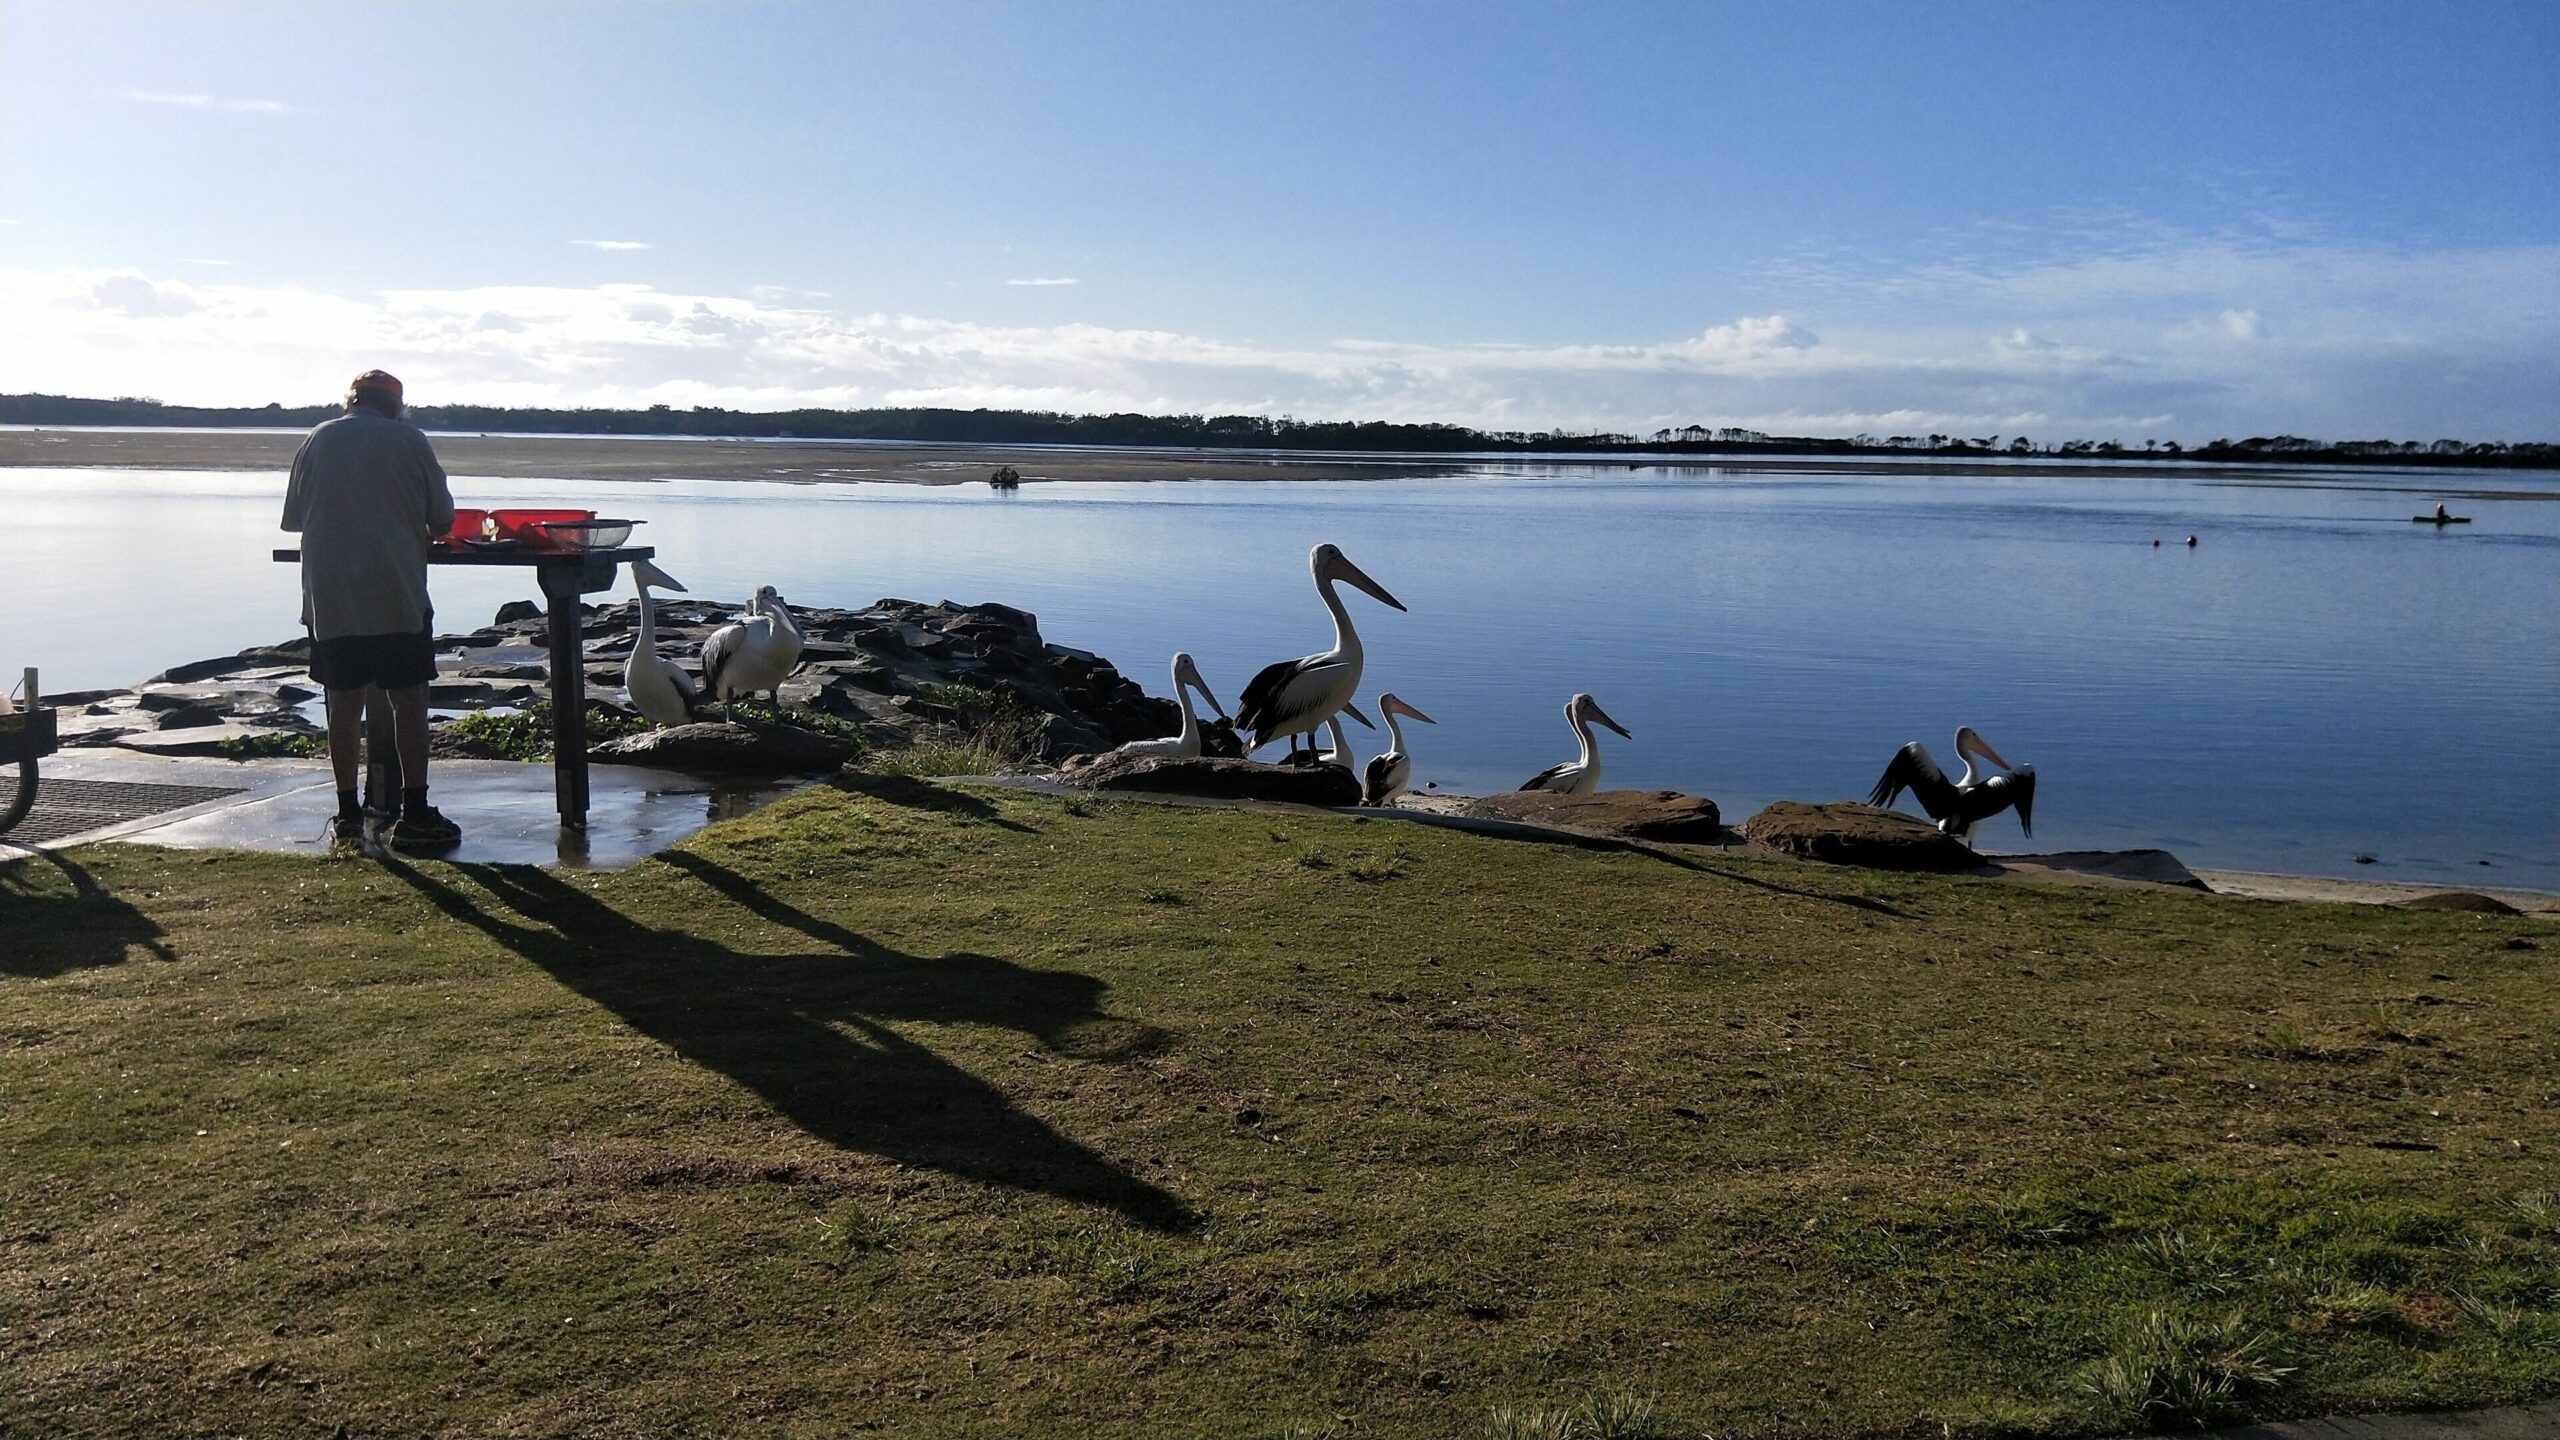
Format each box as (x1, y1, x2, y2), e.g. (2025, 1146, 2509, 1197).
(136, 682, 316, 715)
(588, 721, 857, 775)
(494, 600, 544, 625)
(233, 638, 312, 665)
(1067, 753, 1363, 806)
(149, 655, 253, 685)
(459, 663, 548, 681)
(2397, 890, 2524, 915)
(148, 703, 232, 730)
(1453, 789, 1725, 843)
(1740, 801, 1978, 871)
(1997, 849, 2209, 890)
(110, 722, 296, 757)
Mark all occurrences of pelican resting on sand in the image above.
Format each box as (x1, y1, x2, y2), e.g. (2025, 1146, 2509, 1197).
(702, 585, 805, 720)
(1113, 652, 1228, 759)
(622, 558, 697, 727)
(1520, 693, 1631, 796)
(1361, 694, 1435, 806)
(1236, 544, 1405, 758)
(1866, 726, 2036, 842)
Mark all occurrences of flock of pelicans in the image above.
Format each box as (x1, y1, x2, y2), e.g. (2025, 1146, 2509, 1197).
(612, 543, 2038, 843)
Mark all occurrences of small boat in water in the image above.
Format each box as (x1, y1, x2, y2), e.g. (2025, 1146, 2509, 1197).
(2415, 502, 2472, 525)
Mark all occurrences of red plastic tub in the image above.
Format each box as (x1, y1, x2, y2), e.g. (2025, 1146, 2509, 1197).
(486, 508, 595, 546)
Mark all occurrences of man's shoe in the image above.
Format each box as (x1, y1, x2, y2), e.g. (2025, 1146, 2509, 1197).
(326, 813, 366, 855)
(388, 805, 462, 852)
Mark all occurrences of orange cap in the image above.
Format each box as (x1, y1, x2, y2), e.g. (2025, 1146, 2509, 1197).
(349, 369, 403, 398)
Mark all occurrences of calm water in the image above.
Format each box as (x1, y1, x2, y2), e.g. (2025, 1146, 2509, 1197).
(4, 458, 2553, 889)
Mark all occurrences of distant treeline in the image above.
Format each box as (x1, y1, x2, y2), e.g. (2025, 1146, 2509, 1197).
(7, 393, 2553, 468)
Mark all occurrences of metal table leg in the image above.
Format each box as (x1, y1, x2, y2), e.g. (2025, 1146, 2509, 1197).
(539, 561, 591, 830)
(362, 684, 399, 821)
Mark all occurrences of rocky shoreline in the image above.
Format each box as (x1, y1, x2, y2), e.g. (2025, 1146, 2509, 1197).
(44, 596, 1182, 766)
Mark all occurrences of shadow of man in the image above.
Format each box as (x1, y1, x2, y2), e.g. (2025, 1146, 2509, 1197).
(382, 856, 1195, 1233)
(0, 851, 176, 978)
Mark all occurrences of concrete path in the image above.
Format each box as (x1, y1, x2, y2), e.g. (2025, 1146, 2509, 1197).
(3, 749, 807, 869)
(2118, 1401, 2560, 1439)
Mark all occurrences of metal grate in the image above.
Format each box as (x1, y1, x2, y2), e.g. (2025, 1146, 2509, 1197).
(3, 778, 246, 845)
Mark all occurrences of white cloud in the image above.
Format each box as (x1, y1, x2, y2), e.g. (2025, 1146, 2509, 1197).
(1, 243, 2551, 442)
(570, 240, 653, 252)
(182, 258, 234, 268)
(1004, 277, 1080, 287)
(2220, 308, 2262, 340)
(114, 88, 289, 116)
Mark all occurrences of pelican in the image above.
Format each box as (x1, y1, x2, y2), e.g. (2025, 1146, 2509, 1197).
(1865, 726, 2036, 842)
(1236, 544, 1405, 758)
(1519, 693, 1631, 796)
(1361, 694, 1435, 806)
(1112, 652, 1228, 759)
(701, 585, 805, 720)
(622, 558, 697, 728)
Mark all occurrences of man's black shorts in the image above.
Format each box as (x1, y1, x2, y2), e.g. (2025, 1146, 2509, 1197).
(309, 628, 436, 691)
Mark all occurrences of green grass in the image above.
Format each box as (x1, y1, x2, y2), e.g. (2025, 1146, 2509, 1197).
(212, 730, 329, 760)
(2, 777, 2554, 1437)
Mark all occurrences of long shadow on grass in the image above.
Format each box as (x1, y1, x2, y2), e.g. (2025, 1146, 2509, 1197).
(831, 773, 1037, 834)
(382, 856, 1195, 1233)
(0, 851, 175, 977)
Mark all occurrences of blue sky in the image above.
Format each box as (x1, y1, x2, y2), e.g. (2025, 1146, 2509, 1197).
(4, 0, 2553, 440)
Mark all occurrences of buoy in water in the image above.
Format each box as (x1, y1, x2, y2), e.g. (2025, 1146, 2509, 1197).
(2184, 535, 2197, 547)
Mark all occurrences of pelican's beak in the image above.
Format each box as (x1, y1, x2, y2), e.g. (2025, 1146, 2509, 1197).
(1341, 702, 1376, 730)
(631, 559, 687, 592)
(1587, 700, 1632, 739)
(1187, 669, 1228, 720)
(1966, 731, 2016, 773)
(1326, 551, 1407, 612)
(1387, 697, 1436, 725)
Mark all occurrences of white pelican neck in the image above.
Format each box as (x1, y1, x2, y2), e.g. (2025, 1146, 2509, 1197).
(1169, 661, 1201, 749)
(1381, 708, 1406, 755)
(1315, 571, 1362, 664)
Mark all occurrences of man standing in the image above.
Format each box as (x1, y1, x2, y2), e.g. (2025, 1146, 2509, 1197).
(281, 370, 461, 852)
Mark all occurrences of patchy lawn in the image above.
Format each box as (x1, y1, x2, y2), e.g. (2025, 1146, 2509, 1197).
(3, 777, 2553, 1437)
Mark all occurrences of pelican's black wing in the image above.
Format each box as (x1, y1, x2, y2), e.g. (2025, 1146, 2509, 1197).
(1866, 741, 1955, 820)
(1362, 754, 1394, 806)
(1519, 762, 1573, 793)
(701, 622, 742, 699)
(1966, 767, 2036, 838)
(1235, 654, 1318, 739)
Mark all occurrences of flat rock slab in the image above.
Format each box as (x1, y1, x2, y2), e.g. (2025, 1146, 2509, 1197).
(2396, 890, 2525, 915)
(589, 721, 857, 775)
(1741, 801, 1979, 871)
(1453, 789, 1725, 843)
(107, 722, 294, 757)
(1065, 752, 1361, 807)
(1998, 849, 2209, 891)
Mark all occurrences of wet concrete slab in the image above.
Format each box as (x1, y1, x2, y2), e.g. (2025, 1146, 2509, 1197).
(3, 750, 810, 869)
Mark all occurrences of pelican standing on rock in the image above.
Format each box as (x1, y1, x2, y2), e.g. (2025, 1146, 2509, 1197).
(1113, 652, 1228, 759)
(701, 585, 805, 720)
(1519, 693, 1631, 796)
(1361, 694, 1435, 806)
(1865, 726, 2036, 841)
(622, 558, 698, 728)
(1236, 544, 1406, 759)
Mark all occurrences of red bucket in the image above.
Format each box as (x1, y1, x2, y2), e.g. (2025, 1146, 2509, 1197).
(487, 508, 595, 546)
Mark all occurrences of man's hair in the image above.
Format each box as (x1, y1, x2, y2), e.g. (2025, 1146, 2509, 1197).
(345, 369, 406, 419)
